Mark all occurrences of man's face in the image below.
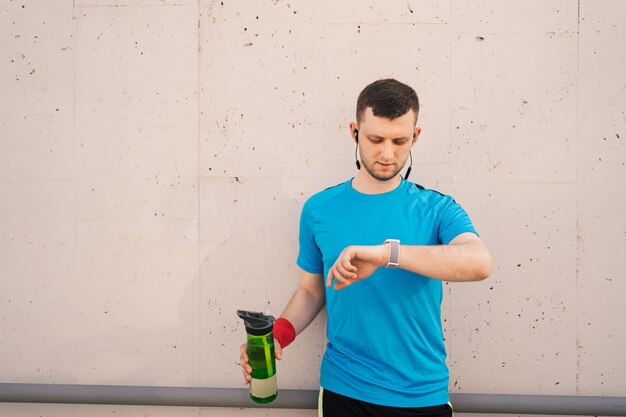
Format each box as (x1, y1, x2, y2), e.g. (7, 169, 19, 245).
(355, 107, 420, 182)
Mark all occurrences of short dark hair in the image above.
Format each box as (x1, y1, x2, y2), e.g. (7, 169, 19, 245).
(356, 79, 419, 124)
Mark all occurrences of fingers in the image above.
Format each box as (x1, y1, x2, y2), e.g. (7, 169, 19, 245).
(338, 258, 357, 277)
(240, 343, 252, 385)
(241, 341, 284, 385)
(274, 339, 283, 361)
(326, 267, 335, 288)
(327, 266, 351, 289)
(327, 265, 349, 288)
(327, 257, 357, 289)
(333, 274, 353, 290)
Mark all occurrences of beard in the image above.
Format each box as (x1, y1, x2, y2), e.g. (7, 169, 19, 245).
(359, 151, 409, 182)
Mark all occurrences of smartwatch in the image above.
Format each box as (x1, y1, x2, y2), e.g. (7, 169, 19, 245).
(383, 239, 400, 269)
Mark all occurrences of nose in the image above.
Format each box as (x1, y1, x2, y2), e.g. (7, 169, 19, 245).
(380, 141, 394, 160)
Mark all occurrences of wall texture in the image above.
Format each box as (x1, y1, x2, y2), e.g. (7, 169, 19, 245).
(1, 0, 624, 416)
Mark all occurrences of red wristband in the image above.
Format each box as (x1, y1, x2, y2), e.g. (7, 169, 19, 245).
(273, 317, 296, 349)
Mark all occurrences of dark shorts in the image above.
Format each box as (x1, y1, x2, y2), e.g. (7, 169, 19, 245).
(319, 388, 454, 417)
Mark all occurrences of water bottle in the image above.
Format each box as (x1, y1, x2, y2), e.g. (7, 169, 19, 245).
(237, 310, 278, 404)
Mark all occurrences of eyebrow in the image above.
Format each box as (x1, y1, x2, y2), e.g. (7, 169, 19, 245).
(368, 134, 411, 141)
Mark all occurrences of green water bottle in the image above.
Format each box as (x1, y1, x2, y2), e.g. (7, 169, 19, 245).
(237, 310, 278, 404)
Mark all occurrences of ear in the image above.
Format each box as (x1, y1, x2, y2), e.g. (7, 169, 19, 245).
(349, 122, 358, 143)
(412, 126, 422, 144)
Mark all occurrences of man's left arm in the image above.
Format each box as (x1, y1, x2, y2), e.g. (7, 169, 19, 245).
(326, 232, 493, 290)
(395, 232, 492, 282)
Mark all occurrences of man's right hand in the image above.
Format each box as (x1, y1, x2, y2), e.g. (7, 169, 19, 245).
(239, 340, 283, 385)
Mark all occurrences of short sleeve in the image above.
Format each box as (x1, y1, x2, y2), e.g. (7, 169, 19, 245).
(438, 197, 478, 245)
(296, 200, 324, 274)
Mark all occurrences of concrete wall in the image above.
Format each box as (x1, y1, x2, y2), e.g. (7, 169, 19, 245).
(1, 0, 624, 416)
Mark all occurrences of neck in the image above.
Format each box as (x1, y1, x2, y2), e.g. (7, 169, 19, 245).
(351, 172, 402, 194)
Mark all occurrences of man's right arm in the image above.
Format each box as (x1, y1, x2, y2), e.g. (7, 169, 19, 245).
(240, 269, 325, 384)
(280, 270, 326, 335)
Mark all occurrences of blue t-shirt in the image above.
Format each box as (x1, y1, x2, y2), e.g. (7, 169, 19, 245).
(296, 178, 478, 407)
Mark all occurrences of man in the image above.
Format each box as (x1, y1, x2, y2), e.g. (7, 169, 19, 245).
(240, 79, 493, 416)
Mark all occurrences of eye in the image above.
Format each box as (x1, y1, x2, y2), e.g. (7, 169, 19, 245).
(394, 138, 409, 145)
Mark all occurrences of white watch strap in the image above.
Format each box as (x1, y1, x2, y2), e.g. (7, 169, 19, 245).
(384, 239, 400, 269)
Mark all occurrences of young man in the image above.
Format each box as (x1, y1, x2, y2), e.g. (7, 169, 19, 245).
(241, 79, 493, 417)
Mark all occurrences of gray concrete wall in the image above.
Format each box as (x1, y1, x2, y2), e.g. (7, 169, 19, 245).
(1, 0, 624, 415)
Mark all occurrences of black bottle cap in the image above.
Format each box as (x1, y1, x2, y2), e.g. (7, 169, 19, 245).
(237, 310, 275, 336)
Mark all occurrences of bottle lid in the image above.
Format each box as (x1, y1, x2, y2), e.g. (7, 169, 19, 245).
(237, 310, 276, 336)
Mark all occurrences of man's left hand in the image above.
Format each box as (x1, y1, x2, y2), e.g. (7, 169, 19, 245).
(326, 245, 388, 290)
